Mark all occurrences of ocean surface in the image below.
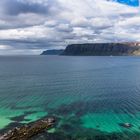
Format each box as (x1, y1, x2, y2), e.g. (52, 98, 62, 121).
(0, 55, 140, 139)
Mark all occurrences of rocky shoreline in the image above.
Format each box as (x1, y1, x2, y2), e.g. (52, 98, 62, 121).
(0, 117, 55, 140)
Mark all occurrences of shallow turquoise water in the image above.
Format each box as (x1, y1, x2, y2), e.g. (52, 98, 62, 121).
(0, 56, 140, 139)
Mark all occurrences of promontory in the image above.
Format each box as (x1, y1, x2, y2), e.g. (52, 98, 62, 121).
(62, 43, 140, 56)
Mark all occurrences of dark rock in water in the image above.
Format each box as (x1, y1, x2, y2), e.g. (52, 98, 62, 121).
(62, 43, 140, 56)
(41, 49, 64, 55)
(96, 125, 100, 128)
(0, 117, 56, 140)
(61, 124, 73, 131)
(119, 123, 133, 128)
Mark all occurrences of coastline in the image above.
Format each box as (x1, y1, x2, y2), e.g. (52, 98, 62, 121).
(0, 117, 55, 140)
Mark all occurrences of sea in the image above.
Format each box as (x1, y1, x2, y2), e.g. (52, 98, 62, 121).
(0, 55, 140, 140)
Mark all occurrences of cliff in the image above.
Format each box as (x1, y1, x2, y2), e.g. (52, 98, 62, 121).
(41, 49, 64, 55)
(62, 43, 140, 56)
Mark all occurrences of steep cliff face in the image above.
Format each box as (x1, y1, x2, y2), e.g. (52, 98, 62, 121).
(62, 43, 140, 56)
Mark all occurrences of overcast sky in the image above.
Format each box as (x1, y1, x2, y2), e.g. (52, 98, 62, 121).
(0, 0, 139, 55)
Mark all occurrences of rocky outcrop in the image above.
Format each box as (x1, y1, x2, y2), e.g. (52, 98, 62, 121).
(62, 43, 140, 56)
(41, 49, 64, 55)
(119, 123, 133, 128)
(0, 117, 55, 140)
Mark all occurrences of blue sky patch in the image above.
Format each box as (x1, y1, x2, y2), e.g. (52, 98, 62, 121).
(114, 0, 139, 6)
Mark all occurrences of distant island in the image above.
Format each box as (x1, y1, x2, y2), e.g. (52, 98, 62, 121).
(41, 43, 140, 56)
(41, 49, 64, 55)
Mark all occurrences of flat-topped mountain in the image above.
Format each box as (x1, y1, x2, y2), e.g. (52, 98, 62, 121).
(62, 43, 140, 56)
(41, 49, 64, 55)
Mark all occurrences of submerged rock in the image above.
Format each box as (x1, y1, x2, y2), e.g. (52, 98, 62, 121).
(0, 117, 55, 140)
(119, 123, 133, 128)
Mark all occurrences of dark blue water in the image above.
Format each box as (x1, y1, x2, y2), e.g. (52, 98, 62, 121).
(0, 56, 140, 139)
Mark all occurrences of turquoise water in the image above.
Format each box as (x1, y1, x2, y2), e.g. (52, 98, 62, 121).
(0, 56, 140, 139)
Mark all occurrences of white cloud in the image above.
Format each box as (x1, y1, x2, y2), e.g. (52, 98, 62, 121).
(118, 16, 140, 27)
(0, 0, 140, 54)
(0, 45, 11, 50)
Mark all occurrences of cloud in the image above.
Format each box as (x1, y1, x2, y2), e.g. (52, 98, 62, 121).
(0, 0, 139, 54)
(0, 0, 60, 16)
(0, 45, 11, 50)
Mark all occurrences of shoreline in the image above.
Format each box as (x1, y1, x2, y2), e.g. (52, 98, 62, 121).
(0, 117, 55, 140)
(1, 116, 140, 140)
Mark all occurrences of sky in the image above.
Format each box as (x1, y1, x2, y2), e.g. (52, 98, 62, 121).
(0, 0, 139, 55)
